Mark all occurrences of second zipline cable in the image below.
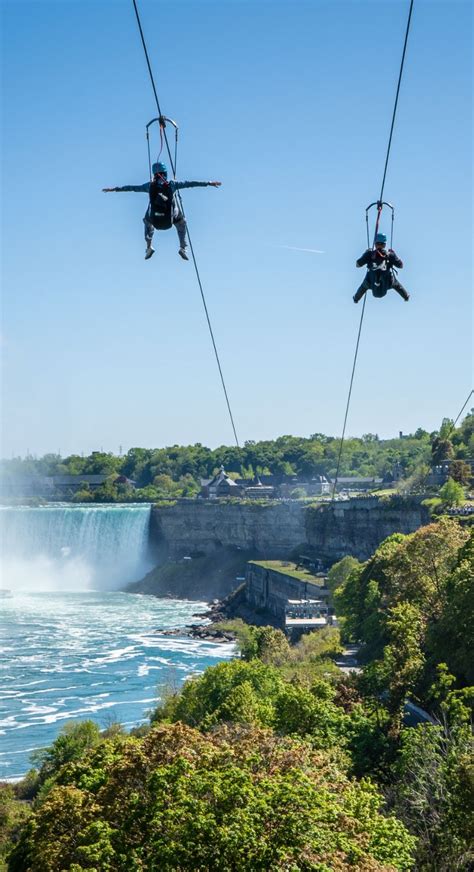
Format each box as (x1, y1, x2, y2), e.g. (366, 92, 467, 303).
(332, 0, 415, 498)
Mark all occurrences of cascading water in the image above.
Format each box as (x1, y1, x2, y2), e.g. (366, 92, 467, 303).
(0, 504, 154, 591)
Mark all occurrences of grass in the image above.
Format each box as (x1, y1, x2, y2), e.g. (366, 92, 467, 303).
(250, 560, 325, 586)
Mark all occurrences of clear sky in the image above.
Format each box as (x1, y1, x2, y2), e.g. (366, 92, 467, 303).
(1, 0, 472, 458)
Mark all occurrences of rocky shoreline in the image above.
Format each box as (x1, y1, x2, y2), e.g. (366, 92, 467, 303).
(158, 596, 240, 644)
(157, 583, 280, 643)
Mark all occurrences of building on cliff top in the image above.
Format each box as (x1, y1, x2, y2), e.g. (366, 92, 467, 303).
(200, 468, 333, 499)
(200, 467, 244, 499)
(200, 467, 275, 499)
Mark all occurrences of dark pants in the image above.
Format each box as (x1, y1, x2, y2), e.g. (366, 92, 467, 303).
(354, 272, 409, 302)
(143, 208, 187, 249)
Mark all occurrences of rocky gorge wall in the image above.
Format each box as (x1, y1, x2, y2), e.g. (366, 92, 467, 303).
(150, 497, 430, 565)
(304, 496, 431, 562)
(150, 500, 307, 561)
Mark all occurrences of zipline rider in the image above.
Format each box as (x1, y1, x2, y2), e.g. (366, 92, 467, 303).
(353, 233, 410, 303)
(103, 161, 221, 261)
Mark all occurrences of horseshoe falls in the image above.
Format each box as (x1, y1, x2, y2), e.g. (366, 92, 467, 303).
(0, 504, 154, 591)
(0, 504, 235, 779)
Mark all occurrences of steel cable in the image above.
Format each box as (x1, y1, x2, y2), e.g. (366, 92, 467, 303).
(332, 0, 415, 498)
(131, 0, 240, 447)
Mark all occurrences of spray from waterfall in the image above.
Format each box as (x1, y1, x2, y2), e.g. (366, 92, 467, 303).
(0, 504, 154, 591)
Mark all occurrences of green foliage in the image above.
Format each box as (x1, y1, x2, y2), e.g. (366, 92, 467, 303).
(31, 720, 101, 787)
(4, 418, 464, 502)
(449, 459, 473, 486)
(397, 463, 430, 494)
(421, 496, 442, 516)
(336, 520, 469, 659)
(429, 532, 474, 685)
(364, 603, 425, 733)
(0, 787, 31, 870)
(152, 659, 284, 730)
(4, 413, 472, 504)
(9, 723, 416, 871)
(390, 723, 474, 871)
(439, 477, 465, 507)
(327, 555, 361, 593)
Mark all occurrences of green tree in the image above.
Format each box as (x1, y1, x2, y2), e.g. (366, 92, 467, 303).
(327, 555, 361, 594)
(31, 720, 101, 786)
(439, 477, 465, 507)
(0, 786, 31, 869)
(429, 532, 474, 684)
(390, 723, 474, 871)
(373, 603, 425, 734)
(9, 723, 416, 872)
(449, 459, 473, 486)
(397, 462, 430, 493)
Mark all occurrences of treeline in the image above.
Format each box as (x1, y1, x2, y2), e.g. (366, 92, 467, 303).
(2, 414, 473, 500)
(2, 521, 472, 870)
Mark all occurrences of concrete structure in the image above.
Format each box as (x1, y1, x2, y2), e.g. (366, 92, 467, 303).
(245, 561, 331, 628)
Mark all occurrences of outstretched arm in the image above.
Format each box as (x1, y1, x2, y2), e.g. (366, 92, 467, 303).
(172, 180, 222, 191)
(102, 183, 150, 193)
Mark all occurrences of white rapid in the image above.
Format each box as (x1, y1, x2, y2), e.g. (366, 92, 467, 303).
(0, 504, 153, 591)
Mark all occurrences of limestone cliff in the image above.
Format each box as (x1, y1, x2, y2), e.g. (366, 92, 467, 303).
(150, 500, 306, 561)
(304, 496, 431, 562)
(150, 496, 429, 565)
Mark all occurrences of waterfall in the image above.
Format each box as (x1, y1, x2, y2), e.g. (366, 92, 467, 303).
(0, 504, 153, 591)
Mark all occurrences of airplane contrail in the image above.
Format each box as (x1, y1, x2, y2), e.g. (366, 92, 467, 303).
(276, 244, 325, 254)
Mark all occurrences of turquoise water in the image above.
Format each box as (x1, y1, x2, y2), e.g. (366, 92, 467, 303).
(0, 591, 234, 780)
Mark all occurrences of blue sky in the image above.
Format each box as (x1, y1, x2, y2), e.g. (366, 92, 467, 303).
(1, 0, 472, 457)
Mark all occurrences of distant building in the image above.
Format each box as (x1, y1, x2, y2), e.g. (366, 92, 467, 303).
(279, 475, 331, 498)
(241, 475, 275, 499)
(114, 475, 136, 488)
(427, 458, 474, 487)
(200, 466, 244, 499)
(329, 476, 384, 493)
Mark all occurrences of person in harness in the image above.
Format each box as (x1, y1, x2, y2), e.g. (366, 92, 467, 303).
(353, 233, 410, 302)
(102, 162, 221, 260)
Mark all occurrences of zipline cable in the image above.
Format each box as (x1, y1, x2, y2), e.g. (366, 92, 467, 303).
(452, 389, 473, 429)
(332, 0, 415, 500)
(131, 0, 240, 448)
(331, 298, 367, 499)
(379, 0, 415, 204)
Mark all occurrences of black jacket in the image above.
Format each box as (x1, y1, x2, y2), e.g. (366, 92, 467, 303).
(356, 248, 403, 269)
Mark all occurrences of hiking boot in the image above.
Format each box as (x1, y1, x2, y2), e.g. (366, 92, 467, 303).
(145, 246, 155, 260)
(178, 248, 189, 261)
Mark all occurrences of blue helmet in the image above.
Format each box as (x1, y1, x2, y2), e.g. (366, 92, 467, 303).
(375, 232, 387, 244)
(152, 161, 167, 176)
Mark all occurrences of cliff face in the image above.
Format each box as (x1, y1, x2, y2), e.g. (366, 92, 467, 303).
(304, 497, 431, 562)
(150, 497, 429, 565)
(151, 501, 306, 561)
(127, 551, 253, 600)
